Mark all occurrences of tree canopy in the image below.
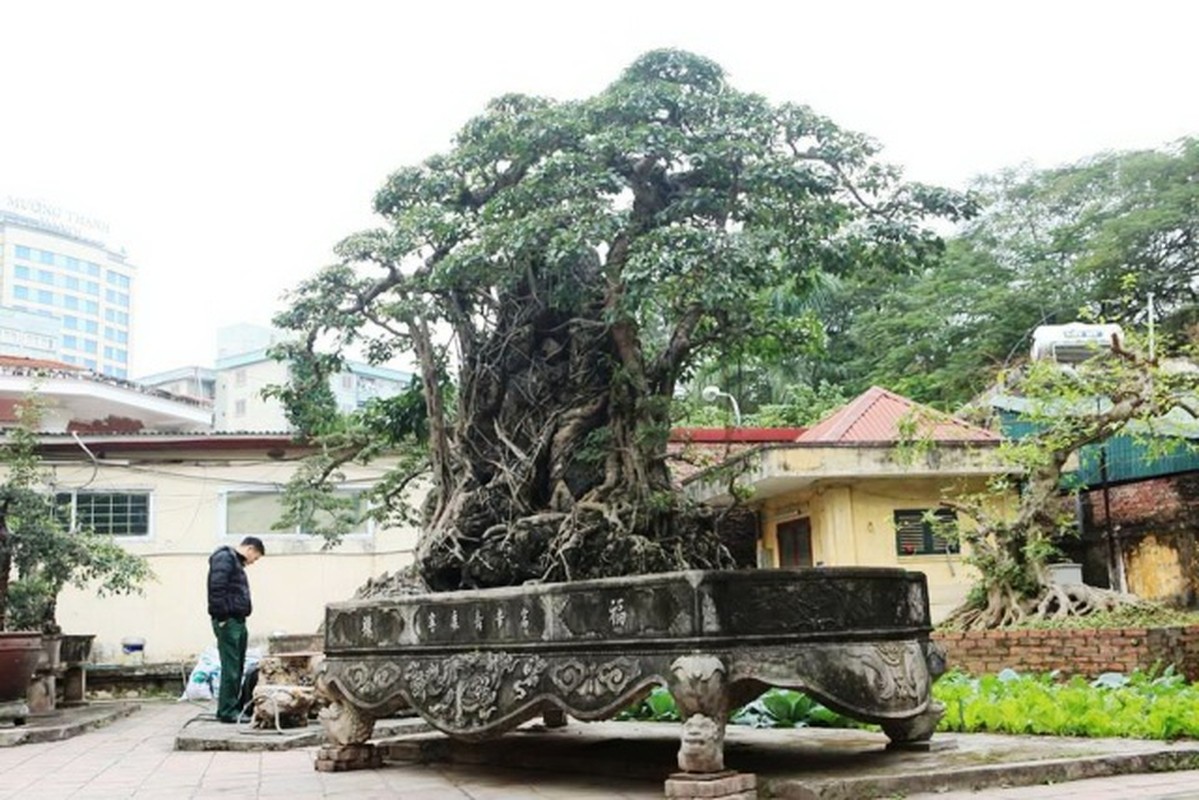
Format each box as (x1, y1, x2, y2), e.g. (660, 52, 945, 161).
(273, 49, 971, 591)
(784, 138, 1199, 411)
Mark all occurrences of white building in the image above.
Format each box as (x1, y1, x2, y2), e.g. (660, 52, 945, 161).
(211, 324, 412, 432)
(0, 364, 420, 660)
(0, 199, 135, 378)
(40, 432, 420, 661)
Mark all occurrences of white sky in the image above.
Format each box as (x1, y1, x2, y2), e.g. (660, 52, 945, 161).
(3, 0, 1196, 377)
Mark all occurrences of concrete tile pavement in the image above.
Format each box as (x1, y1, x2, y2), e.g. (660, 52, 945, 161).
(5, 700, 1199, 798)
(0, 701, 660, 799)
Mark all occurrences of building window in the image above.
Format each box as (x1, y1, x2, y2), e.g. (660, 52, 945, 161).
(83, 358, 96, 370)
(894, 508, 960, 556)
(84, 319, 99, 333)
(56, 491, 151, 536)
(83, 339, 97, 354)
(86, 262, 100, 277)
(85, 281, 100, 296)
(64, 295, 80, 310)
(62, 335, 78, 349)
(223, 489, 368, 538)
(13, 286, 29, 300)
(15, 245, 31, 260)
(341, 374, 354, 389)
(234, 369, 246, 387)
(85, 301, 99, 315)
(63, 315, 79, 330)
(14, 265, 30, 279)
(36, 289, 53, 305)
(39, 250, 54, 264)
(234, 399, 246, 416)
(66, 276, 80, 291)
(37, 269, 54, 284)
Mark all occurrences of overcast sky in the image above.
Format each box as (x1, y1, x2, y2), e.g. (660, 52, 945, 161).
(3, 1, 1196, 377)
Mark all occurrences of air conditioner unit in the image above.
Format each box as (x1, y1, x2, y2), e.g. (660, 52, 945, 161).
(1030, 323, 1123, 364)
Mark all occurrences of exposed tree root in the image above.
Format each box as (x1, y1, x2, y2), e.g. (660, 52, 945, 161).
(942, 582, 1157, 631)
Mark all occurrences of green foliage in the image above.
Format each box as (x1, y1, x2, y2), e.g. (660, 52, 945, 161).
(616, 686, 680, 721)
(271, 49, 971, 585)
(616, 686, 867, 730)
(812, 138, 1199, 410)
(935, 667, 1199, 740)
(0, 397, 153, 632)
(732, 689, 870, 729)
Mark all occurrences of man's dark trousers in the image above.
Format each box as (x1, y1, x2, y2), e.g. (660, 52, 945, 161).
(211, 617, 248, 721)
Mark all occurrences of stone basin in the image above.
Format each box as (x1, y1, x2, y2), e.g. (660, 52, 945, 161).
(316, 568, 945, 776)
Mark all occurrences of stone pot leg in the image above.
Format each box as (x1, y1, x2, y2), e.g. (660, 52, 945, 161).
(882, 700, 945, 750)
(666, 655, 757, 798)
(315, 672, 380, 771)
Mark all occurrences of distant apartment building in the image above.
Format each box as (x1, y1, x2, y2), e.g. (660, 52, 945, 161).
(0, 198, 135, 378)
(193, 324, 412, 432)
(134, 365, 216, 404)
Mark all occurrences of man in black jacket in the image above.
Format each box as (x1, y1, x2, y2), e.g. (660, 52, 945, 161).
(207, 536, 265, 722)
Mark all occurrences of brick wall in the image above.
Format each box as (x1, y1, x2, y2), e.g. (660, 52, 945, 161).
(933, 625, 1199, 680)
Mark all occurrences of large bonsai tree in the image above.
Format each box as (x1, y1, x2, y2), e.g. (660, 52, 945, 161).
(272, 49, 973, 592)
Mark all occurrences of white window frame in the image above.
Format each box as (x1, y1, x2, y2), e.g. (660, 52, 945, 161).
(55, 489, 154, 538)
(217, 486, 374, 541)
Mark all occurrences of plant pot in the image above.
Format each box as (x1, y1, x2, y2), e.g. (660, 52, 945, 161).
(1048, 562, 1084, 586)
(0, 631, 44, 725)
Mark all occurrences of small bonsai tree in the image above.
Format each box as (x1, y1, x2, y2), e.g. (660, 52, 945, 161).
(938, 332, 1199, 629)
(0, 398, 153, 633)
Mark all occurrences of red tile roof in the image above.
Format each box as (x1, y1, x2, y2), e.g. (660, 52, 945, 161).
(796, 386, 999, 444)
(0, 354, 81, 371)
(670, 427, 805, 443)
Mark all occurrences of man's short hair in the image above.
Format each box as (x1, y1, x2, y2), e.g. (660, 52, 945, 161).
(241, 536, 266, 556)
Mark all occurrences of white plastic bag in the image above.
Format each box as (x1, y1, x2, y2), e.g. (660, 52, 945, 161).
(181, 646, 221, 700)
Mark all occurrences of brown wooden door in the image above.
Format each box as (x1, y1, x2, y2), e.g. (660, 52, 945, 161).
(776, 517, 813, 567)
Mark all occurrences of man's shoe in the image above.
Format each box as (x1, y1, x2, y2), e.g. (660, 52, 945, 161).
(217, 716, 237, 724)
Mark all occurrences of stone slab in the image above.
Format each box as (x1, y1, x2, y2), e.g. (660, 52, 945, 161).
(173, 712, 430, 752)
(0, 701, 139, 746)
(380, 719, 1199, 799)
(665, 770, 757, 798)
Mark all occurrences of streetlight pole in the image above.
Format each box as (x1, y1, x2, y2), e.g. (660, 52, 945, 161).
(702, 385, 741, 426)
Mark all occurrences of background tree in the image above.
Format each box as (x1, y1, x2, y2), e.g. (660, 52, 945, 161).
(0, 399, 153, 632)
(803, 138, 1199, 410)
(273, 49, 972, 591)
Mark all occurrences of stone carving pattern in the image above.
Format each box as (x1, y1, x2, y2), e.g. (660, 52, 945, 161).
(403, 652, 549, 731)
(549, 656, 641, 700)
(727, 640, 930, 719)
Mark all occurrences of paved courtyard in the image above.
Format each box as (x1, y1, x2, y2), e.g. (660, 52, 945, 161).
(3, 700, 1199, 798)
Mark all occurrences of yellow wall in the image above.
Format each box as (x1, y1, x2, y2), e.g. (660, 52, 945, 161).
(757, 477, 989, 622)
(40, 458, 421, 662)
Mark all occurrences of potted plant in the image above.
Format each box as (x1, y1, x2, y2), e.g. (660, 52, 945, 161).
(0, 398, 152, 716)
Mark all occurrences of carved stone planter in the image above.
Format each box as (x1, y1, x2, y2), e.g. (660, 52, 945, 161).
(317, 568, 945, 777)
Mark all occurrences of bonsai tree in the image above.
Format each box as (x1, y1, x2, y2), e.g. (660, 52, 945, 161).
(938, 332, 1199, 629)
(0, 398, 152, 633)
(270, 49, 974, 592)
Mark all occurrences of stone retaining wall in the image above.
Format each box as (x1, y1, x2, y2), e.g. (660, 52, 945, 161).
(933, 625, 1199, 680)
